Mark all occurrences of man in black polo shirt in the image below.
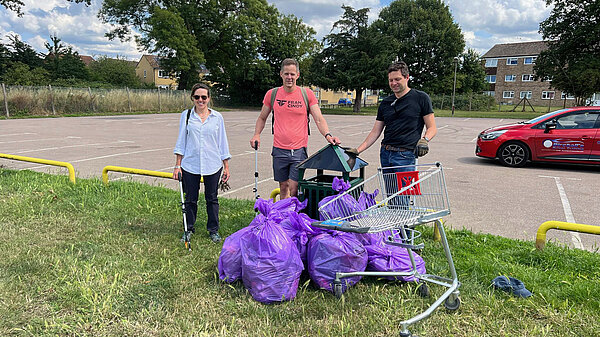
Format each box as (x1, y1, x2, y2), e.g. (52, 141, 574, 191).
(350, 61, 437, 170)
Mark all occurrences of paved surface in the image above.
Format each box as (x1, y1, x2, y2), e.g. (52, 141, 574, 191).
(1, 111, 599, 251)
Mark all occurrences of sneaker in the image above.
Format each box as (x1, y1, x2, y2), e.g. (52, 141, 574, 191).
(209, 233, 222, 243)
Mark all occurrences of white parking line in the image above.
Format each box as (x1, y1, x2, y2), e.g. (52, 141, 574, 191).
(462, 118, 471, 121)
(438, 125, 449, 130)
(0, 132, 36, 138)
(539, 175, 584, 249)
(220, 177, 275, 197)
(471, 136, 478, 143)
(14, 140, 135, 155)
(0, 136, 81, 145)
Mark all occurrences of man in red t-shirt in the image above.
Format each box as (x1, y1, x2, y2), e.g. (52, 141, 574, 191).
(250, 58, 341, 199)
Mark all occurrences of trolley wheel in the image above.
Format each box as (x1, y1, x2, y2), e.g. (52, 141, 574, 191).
(444, 296, 461, 311)
(416, 282, 430, 298)
(333, 282, 343, 299)
(399, 331, 417, 337)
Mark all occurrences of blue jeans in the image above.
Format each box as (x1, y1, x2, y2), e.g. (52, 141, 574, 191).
(380, 148, 416, 208)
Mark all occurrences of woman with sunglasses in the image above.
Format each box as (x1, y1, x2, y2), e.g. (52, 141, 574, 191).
(173, 83, 231, 243)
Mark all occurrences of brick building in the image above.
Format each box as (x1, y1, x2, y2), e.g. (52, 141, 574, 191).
(482, 41, 576, 107)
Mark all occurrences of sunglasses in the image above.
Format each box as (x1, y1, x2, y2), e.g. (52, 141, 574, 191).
(193, 95, 208, 100)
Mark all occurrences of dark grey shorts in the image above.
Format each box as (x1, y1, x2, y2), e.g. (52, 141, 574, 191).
(272, 146, 308, 182)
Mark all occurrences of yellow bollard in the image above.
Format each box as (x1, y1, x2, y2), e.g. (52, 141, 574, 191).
(270, 188, 280, 201)
(0, 153, 76, 184)
(536, 220, 600, 250)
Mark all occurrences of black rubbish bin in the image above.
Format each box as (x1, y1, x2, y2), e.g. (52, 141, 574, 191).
(297, 144, 368, 219)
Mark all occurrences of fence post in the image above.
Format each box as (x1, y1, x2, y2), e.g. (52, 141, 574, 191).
(183, 89, 186, 108)
(2, 83, 8, 118)
(49, 84, 56, 115)
(158, 87, 162, 112)
(88, 87, 95, 112)
(126, 87, 132, 112)
(469, 93, 472, 111)
(440, 94, 445, 110)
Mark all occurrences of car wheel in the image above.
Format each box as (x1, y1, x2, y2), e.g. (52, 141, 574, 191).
(498, 142, 529, 167)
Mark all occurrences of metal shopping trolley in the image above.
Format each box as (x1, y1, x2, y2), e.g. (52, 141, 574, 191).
(312, 162, 460, 337)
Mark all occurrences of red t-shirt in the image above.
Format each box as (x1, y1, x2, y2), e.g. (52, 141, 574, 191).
(262, 86, 318, 149)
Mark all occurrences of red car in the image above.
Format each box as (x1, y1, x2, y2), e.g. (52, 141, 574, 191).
(476, 107, 600, 167)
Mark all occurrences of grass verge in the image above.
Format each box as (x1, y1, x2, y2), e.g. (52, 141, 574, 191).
(1, 168, 599, 336)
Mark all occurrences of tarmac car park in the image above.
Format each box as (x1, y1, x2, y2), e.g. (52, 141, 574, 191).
(476, 106, 600, 167)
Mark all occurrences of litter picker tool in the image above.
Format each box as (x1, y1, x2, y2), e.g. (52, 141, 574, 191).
(253, 140, 259, 200)
(177, 172, 192, 251)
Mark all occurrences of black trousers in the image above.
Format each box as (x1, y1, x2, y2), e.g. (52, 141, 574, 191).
(181, 168, 222, 234)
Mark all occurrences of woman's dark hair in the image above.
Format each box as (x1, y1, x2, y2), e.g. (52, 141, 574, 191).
(190, 83, 211, 99)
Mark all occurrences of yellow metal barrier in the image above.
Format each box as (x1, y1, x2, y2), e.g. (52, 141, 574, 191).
(0, 153, 76, 184)
(536, 220, 600, 250)
(102, 165, 172, 185)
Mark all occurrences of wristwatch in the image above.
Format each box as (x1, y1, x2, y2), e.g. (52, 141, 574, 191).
(324, 132, 332, 139)
(423, 137, 430, 142)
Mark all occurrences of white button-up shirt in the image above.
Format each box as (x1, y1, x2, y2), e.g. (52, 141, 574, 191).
(174, 108, 231, 175)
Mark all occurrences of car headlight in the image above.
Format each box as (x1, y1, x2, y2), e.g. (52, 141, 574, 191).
(479, 130, 507, 140)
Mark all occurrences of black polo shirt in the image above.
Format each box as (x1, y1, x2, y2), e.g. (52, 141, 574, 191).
(376, 89, 434, 149)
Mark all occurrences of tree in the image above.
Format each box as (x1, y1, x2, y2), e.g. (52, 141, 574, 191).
(534, 0, 600, 105)
(44, 35, 90, 81)
(1, 62, 50, 85)
(89, 56, 142, 87)
(1, 0, 90, 17)
(6, 34, 43, 69)
(309, 6, 393, 112)
(458, 48, 486, 94)
(374, 0, 465, 94)
(99, 0, 318, 103)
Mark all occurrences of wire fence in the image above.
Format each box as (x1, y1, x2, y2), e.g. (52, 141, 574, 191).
(0, 84, 228, 118)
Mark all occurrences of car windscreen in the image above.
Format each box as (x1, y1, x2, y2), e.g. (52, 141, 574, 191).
(525, 109, 569, 124)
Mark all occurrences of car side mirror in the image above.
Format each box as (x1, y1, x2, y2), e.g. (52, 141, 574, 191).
(544, 121, 557, 133)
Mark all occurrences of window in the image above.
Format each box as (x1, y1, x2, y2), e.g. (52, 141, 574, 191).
(506, 58, 518, 65)
(520, 91, 532, 99)
(484, 91, 495, 97)
(485, 75, 496, 83)
(522, 74, 534, 82)
(524, 57, 537, 65)
(561, 93, 575, 100)
(143, 70, 147, 78)
(503, 91, 515, 98)
(505, 75, 516, 82)
(485, 59, 498, 67)
(158, 70, 169, 78)
(542, 91, 555, 99)
(554, 112, 599, 129)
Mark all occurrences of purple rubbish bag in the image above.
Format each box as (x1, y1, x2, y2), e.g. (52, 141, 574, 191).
(218, 226, 253, 283)
(307, 231, 367, 294)
(280, 212, 316, 265)
(240, 218, 304, 304)
(318, 177, 362, 220)
(365, 243, 426, 282)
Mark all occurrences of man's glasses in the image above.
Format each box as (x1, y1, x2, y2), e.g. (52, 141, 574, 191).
(193, 95, 208, 100)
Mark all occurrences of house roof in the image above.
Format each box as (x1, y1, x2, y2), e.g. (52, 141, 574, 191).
(140, 54, 161, 69)
(482, 41, 549, 58)
(79, 55, 95, 66)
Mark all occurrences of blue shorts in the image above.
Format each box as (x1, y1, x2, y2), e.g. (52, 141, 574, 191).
(272, 146, 308, 182)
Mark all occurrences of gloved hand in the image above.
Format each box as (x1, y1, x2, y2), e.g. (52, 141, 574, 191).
(345, 148, 359, 156)
(219, 180, 231, 192)
(416, 138, 429, 157)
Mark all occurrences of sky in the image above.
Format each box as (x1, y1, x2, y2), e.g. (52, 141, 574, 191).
(0, 0, 553, 62)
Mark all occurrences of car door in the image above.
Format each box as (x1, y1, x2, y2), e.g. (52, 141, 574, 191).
(590, 112, 600, 162)
(531, 110, 598, 162)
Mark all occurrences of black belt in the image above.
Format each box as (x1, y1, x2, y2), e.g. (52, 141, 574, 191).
(382, 144, 410, 152)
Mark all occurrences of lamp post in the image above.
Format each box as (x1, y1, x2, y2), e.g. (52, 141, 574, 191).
(451, 56, 459, 116)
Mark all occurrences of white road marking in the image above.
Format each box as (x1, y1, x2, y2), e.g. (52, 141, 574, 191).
(23, 147, 172, 170)
(0, 132, 36, 138)
(438, 125, 449, 130)
(220, 177, 275, 197)
(0, 136, 81, 145)
(471, 136, 478, 143)
(539, 175, 584, 249)
(347, 131, 370, 136)
(14, 140, 135, 154)
(463, 118, 471, 121)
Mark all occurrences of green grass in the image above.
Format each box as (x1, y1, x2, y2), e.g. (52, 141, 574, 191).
(321, 106, 563, 120)
(1, 168, 599, 336)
